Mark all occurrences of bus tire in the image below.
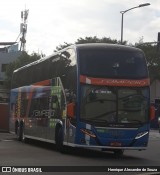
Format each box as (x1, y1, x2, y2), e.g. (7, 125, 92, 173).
(15, 121, 19, 135)
(17, 122, 25, 142)
(114, 149, 124, 157)
(56, 126, 65, 153)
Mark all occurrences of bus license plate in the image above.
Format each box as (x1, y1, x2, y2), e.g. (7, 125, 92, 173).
(110, 142, 122, 147)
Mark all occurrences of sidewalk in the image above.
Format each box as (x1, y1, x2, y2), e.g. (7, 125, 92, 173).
(0, 132, 16, 141)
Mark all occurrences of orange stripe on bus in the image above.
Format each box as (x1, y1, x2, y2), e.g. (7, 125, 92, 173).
(33, 79, 51, 86)
(80, 75, 150, 87)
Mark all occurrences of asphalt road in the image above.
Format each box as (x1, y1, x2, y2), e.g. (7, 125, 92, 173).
(0, 130, 160, 175)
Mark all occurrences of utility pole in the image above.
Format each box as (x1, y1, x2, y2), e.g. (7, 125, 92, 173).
(20, 9, 29, 51)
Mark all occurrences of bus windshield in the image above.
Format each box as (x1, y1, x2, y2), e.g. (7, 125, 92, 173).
(80, 85, 149, 127)
(79, 48, 148, 79)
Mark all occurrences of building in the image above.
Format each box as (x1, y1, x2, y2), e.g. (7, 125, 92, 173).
(0, 42, 22, 103)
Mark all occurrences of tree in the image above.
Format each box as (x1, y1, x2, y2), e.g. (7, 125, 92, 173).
(135, 41, 160, 83)
(75, 36, 125, 45)
(55, 36, 126, 51)
(5, 51, 41, 89)
(55, 42, 72, 52)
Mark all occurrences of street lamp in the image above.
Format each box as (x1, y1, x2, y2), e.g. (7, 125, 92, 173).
(120, 3, 150, 44)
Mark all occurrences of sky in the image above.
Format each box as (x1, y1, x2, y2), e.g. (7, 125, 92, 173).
(0, 0, 160, 56)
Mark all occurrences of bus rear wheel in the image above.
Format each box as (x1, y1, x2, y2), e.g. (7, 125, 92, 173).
(16, 122, 25, 142)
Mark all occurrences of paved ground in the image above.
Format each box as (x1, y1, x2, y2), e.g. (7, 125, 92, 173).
(149, 129, 160, 139)
(0, 132, 16, 141)
(0, 130, 159, 175)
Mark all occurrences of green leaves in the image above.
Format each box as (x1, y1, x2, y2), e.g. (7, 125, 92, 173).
(55, 36, 124, 51)
(136, 43, 160, 83)
(4, 51, 41, 89)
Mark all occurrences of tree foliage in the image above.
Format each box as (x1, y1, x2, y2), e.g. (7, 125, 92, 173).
(136, 42, 160, 83)
(5, 51, 40, 89)
(55, 36, 126, 51)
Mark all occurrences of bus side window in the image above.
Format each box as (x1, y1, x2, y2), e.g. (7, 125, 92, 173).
(48, 55, 60, 79)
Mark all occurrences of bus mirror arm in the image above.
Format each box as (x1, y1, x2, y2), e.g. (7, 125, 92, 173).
(158, 117, 160, 125)
(67, 102, 75, 118)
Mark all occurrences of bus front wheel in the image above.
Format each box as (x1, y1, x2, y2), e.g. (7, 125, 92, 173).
(114, 149, 124, 157)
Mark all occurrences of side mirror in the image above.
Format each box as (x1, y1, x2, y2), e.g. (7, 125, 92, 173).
(150, 105, 155, 121)
(67, 102, 75, 118)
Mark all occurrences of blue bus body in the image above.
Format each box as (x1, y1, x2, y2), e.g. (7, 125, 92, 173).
(10, 44, 150, 154)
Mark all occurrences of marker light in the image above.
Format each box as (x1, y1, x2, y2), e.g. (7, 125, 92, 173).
(135, 131, 148, 139)
(80, 128, 96, 138)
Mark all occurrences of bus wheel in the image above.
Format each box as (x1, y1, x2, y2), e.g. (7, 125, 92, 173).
(21, 125, 26, 142)
(17, 124, 21, 141)
(114, 149, 124, 157)
(56, 127, 65, 153)
(17, 122, 25, 142)
(15, 121, 19, 134)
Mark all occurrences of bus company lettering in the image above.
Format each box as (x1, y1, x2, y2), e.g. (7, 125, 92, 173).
(31, 110, 55, 117)
(101, 79, 148, 86)
(80, 75, 150, 87)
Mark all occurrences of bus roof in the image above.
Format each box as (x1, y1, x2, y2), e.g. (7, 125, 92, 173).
(75, 43, 141, 52)
(13, 43, 143, 73)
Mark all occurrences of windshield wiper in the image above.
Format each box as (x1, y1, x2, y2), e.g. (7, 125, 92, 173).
(81, 111, 117, 125)
(90, 110, 116, 119)
(89, 118, 109, 123)
(120, 115, 143, 124)
(81, 118, 109, 126)
(127, 119, 143, 125)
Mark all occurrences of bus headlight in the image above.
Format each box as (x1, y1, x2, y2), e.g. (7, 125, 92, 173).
(135, 131, 148, 139)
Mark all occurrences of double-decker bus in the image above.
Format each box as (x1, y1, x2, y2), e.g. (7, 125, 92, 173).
(10, 43, 151, 155)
